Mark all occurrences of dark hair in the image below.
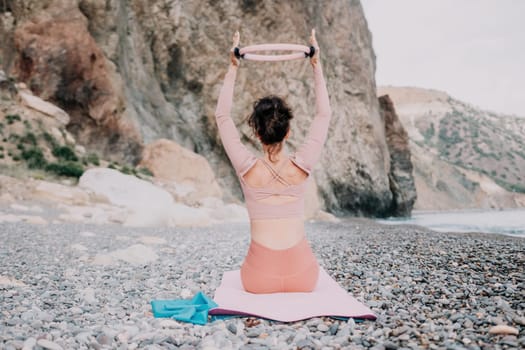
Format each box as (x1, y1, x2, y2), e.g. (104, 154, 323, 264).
(248, 95, 293, 160)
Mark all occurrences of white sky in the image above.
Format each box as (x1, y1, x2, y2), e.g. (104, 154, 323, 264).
(361, 0, 525, 116)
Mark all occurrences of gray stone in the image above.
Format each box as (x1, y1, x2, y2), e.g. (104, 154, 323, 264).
(227, 323, 237, 335)
(36, 339, 63, 350)
(317, 324, 329, 332)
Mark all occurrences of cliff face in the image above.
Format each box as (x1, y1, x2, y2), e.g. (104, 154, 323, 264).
(1, 0, 403, 217)
(378, 86, 525, 210)
(378, 95, 417, 216)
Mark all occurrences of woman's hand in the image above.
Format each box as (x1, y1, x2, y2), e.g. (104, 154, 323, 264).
(230, 31, 240, 67)
(309, 29, 320, 68)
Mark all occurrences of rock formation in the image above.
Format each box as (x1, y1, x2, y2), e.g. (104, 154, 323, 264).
(1, 0, 406, 217)
(379, 86, 525, 210)
(139, 138, 222, 204)
(378, 95, 417, 216)
(9, 1, 142, 162)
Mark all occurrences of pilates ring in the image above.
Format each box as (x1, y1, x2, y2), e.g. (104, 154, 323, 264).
(234, 44, 315, 62)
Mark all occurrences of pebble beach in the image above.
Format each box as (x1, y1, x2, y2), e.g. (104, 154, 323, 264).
(1, 216, 524, 349)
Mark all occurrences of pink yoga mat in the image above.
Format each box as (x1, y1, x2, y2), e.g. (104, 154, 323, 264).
(210, 268, 376, 322)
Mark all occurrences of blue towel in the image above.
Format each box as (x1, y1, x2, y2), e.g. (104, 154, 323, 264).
(151, 292, 218, 325)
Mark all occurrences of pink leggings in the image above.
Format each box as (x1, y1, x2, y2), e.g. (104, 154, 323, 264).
(240, 237, 319, 294)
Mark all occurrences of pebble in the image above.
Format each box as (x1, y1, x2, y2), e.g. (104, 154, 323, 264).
(227, 323, 237, 334)
(36, 339, 63, 350)
(488, 325, 519, 335)
(317, 324, 329, 332)
(22, 338, 37, 350)
(500, 335, 518, 347)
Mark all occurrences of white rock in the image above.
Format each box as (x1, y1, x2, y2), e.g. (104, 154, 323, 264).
(19, 90, 70, 125)
(488, 325, 519, 335)
(0, 275, 26, 286)
(91, 254, 114, 266)
(79, 168, 174, 227)
(159, 319, 180, 328)
(0, 192, 15, 203)
(29, 205, 44, 213)
(138, 236, 167, 245)
(80, 231, 96, 237)
(22, 337, 37, 350)
(108, 244, 158, 265)
(34, 181, 90, 206)
(169, 202, 212, 227)
(10, 203, 29, 211)
(24, 216, 48, 225)
(0, 214, 22, 223)
(75, 145, 86, 155)
(70, 244, 88, 251)
(93, 243, 159, 265)
(80, 287, 97, 304)
(180, 289, 192, 298)
(70, 306, 83, 315)
(36, 339, 63, 350)
(115, 235, 131, 241)
(64, 131, 76, 144)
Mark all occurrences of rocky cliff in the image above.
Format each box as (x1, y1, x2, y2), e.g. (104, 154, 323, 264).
(1, 0, 411, 217)
(378, 86, 525, 210)
(378, 95, 417, 216)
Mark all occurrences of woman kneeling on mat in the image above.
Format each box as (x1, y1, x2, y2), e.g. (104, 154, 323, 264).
(215, 29, 331, 294)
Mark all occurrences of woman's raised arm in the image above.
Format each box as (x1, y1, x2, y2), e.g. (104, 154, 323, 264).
(215, 31, 257, 176)
(292, 29, 332, 174)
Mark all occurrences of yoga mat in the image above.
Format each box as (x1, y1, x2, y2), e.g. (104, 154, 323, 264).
(210, 268, 377, 322)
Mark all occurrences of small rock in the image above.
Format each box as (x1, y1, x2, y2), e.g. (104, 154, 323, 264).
(328, 323, 339, 335)
(488, 325, 519, 335)
(383, 341, 398, 350)
(500, 335, 518, 347)
(317, 324, 329, 332)
(70, 306, 83, 315)
(246, 328, 262, 338)
(159, 319, 179, 328)
(180, 289, 192, 298)
(296, 338, 316, 350)
(96, 333, 111, 346)
(336, 325, 350, 337)
(36, 339, 63, 350)
(392, 326, 409, 336)
(450, 313, 463, 322)
(514, 316, 525, 326)
(398, 333, 410, 341)
(22, 338, 37, 350)
(227, 323, 237, 334)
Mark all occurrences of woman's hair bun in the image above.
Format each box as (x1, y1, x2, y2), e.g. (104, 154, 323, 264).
(248, 95, 294, 145)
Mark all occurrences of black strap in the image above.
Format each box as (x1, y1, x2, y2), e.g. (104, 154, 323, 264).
(234, 47, 244, 59)
(306, 46, 315, 58)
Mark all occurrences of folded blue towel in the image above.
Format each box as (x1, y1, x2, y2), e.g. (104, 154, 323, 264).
(151, 292, 218, 325)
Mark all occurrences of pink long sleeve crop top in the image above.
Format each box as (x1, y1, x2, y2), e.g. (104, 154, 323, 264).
(215, 63, 331, 220)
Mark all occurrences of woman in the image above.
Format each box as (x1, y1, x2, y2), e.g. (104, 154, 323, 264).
(215, 29, 331, 294)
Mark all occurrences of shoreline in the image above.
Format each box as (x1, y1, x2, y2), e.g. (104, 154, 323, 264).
(1, 219, 523, 349)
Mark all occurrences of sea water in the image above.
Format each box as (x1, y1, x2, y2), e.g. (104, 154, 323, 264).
(376, 208, 525, 237)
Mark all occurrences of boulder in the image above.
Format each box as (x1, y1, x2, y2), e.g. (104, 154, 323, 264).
(18, 90, 70, 125)
(139, 139, 222, 203)
(78, 168, 174, 227)
(378, 95, 417, 216)
(33, 180, 91, 206)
